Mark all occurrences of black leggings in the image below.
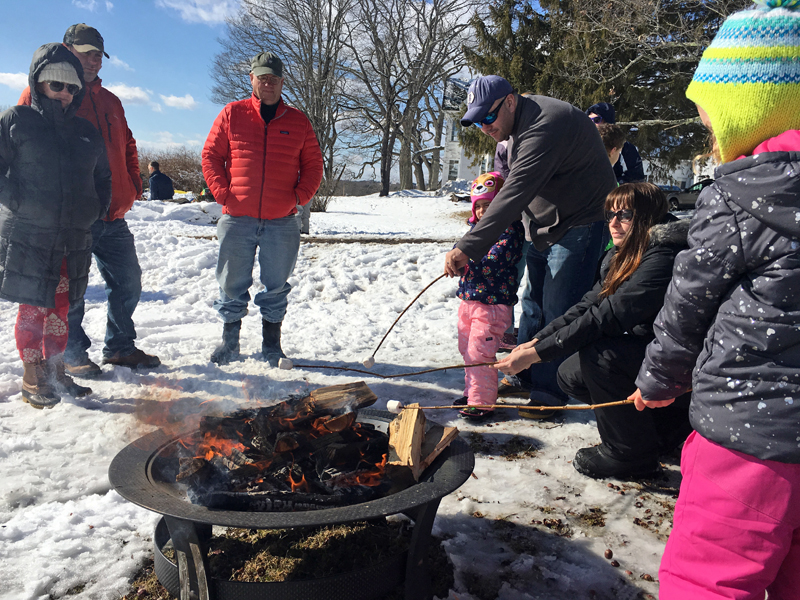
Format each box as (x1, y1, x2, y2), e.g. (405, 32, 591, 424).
(557, 336, 692, 459)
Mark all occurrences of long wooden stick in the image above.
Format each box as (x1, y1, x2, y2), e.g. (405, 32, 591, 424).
(401, 398, 636, 411)
(289, 361, 496, 379)
(370, 273, 447, 358)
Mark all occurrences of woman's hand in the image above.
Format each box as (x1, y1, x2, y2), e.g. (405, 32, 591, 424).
(510, 338, 537, 354)
(629, 388, 676, 411)
(496, 346, 541, 375)
(444, 248, 469, 277)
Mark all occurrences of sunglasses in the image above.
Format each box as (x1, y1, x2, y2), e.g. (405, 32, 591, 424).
(45, 81, 81, 95)
(589, 115, 603, 124)
(475, 97, 506, 128)
(605, 209, 634, 223)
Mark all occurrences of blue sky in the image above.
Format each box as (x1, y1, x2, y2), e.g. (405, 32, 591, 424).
(0, 0, 242, 151)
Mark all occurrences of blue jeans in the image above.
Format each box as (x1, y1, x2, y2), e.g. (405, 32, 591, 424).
(517, 221, 605, 406)
(506, 240, 531, 335)
(213, 214, 300, 323)
(65, 218, 142, 361)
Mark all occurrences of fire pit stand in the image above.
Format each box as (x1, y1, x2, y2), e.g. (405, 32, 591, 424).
(110, 409, 474, 600)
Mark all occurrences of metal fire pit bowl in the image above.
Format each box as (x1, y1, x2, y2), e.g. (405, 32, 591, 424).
(109, 409, 474, 600)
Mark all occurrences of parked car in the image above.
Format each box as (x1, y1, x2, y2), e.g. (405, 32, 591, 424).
(666, 178, 715, 210)
(658, 184, 680, 193)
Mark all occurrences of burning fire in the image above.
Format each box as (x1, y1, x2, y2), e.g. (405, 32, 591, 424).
(196, 429, 246, 461)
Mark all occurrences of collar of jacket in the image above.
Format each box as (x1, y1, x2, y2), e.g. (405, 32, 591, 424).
(249, 93, 286, 122)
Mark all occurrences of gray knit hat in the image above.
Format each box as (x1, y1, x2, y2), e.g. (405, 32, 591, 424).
(37, 62, 82, 89)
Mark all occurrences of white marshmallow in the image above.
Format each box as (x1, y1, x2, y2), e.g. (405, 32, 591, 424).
(278, 357, 294, 370)
(386, 400, 403, 414)
(362, 356, 376, 369)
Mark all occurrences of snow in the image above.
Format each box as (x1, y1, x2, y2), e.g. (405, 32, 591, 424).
(0, 191, 677, 600)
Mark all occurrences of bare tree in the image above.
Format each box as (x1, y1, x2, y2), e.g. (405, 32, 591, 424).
(210, 0, 352, 204)
(138, 146, 205, 194)
(342, 0, 479, 195)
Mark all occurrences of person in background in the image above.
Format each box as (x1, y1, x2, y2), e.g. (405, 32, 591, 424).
(630, 0, 800, 596)
(597, 123, 626, 169)
(0, 44, 111, 408)
(447, 76, 617, 416)
(18, 24, 159, 375)
(203, 51, 323, 366)
(451, 172, 524, 421)
(148, 161, 174, 201)
(586, 103, 645, 184)
(497, 183, 691, 477)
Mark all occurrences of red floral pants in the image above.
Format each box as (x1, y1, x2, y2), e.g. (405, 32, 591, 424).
(15, 259, 70, 363)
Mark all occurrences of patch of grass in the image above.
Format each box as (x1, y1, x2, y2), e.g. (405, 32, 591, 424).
(466, 432, 493, 454)
(121, 521, 454, 600)
(576, 506, 607, 528)
(499, 436, 540, 460)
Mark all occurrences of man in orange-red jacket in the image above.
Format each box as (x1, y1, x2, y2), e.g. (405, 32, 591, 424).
(18, 23, 160, 376)
(202, 51, 323, 366)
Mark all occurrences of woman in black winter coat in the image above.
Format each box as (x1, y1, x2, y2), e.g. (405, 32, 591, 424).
(0, 43, 111, 409)
(497, 182, 692, 479)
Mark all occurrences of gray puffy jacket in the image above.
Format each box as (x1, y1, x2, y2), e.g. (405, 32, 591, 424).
(637, 150, 800, 463)
(0, 43, 112, 307)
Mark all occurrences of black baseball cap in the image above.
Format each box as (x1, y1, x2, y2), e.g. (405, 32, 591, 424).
(64, 24, 110, 58)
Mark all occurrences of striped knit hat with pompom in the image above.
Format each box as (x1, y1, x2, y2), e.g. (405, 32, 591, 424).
(686, 0, 800, 162)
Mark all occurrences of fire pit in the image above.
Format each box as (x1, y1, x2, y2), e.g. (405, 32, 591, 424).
(110, 408, 474, 600)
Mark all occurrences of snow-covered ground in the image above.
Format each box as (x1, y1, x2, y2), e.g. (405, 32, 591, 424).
(0, 190, 678, 600)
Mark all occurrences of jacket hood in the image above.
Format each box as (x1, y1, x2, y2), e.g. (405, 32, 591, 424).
(28, 43, 86, 119)
(712, 151, 800, 239)
(648, 217, 690, 248)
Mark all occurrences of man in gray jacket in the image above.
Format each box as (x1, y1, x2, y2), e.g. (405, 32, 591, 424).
(445, 75, 617, 412)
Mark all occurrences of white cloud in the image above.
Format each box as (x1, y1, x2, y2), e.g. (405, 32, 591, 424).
(72, 0, 113, 10)
(0, 73, 28, 91)
(139, 132, 203, 151)
(109, 56, 133, 71)
(105, 83, 163, 111)
(160, 94, 199, 110)
(105, 83, 151, 104)
(156, 0, 239, 24)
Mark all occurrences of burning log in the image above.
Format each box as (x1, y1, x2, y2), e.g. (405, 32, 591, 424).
(174, 382, 391, 512)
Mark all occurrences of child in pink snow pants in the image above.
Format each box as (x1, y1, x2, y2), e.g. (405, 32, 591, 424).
(455, 172, 523, 421)
(630, 1, 800, 597)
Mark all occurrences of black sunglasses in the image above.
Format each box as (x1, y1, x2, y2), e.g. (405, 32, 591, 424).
(475, 97, 506, 128)
(46, 81, 81, 95)
(589, 115, 603, 124)
(605, 209, 634, 223)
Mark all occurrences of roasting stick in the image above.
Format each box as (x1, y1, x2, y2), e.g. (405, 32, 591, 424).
(386, 398, 635, 413)
(280, 360, 497, 379)
(361, 272, 448, 368)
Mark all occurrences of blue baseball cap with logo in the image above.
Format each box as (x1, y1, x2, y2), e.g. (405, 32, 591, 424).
(460, 75, 514, 127)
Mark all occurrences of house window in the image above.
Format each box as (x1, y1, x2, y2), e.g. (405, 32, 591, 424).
(448, 160, 459, 180)
(450, 119, 459, 142)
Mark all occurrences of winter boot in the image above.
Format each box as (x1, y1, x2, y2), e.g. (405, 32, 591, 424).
(261, 320, 287, 367)
(210, 320, 242, 365)
(21, 360, 61, 409)
(49, 356, 92, 398)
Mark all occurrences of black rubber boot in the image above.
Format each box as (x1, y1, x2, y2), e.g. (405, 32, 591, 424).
(49, 356, 92, 397)
(261, 320, 286, 367)
(573, 444, 660, 480)
(210, 320, 241, 365)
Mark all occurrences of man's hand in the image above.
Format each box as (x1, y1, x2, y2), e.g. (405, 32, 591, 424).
(444, 248, 469, 277)
(629, 388, 676, 411)
(509, 338, 537, 355)
(495, 346, 540, 375)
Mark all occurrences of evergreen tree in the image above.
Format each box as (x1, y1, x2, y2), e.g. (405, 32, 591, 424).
(461, 0, 751, 179)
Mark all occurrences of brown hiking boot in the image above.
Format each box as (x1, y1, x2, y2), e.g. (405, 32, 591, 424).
(21, 361, 61, 409)
(102, 348, 161, 370)
(49, 357, 92, 397)
(64, 356, 103, 379)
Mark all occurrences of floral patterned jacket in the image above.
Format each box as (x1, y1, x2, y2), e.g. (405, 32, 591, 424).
(457, 220, 524, 305)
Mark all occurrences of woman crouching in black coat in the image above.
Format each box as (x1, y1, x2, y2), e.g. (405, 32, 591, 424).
(497, 182, 692, 479)
(0, 44, 111, 408)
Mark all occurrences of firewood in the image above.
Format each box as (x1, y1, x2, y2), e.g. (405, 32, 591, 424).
(306, 381, 378, 413)
(388, 403, 427, 481)
(419, 424, 459, 471)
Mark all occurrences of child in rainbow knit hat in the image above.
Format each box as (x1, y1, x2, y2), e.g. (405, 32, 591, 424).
(454, 172, 524, 420)
(629, 0, 800, 596)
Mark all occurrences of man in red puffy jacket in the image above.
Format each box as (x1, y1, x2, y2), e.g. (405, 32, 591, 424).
(18, 24, 160, 376)
(202, 51, 323, 366)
